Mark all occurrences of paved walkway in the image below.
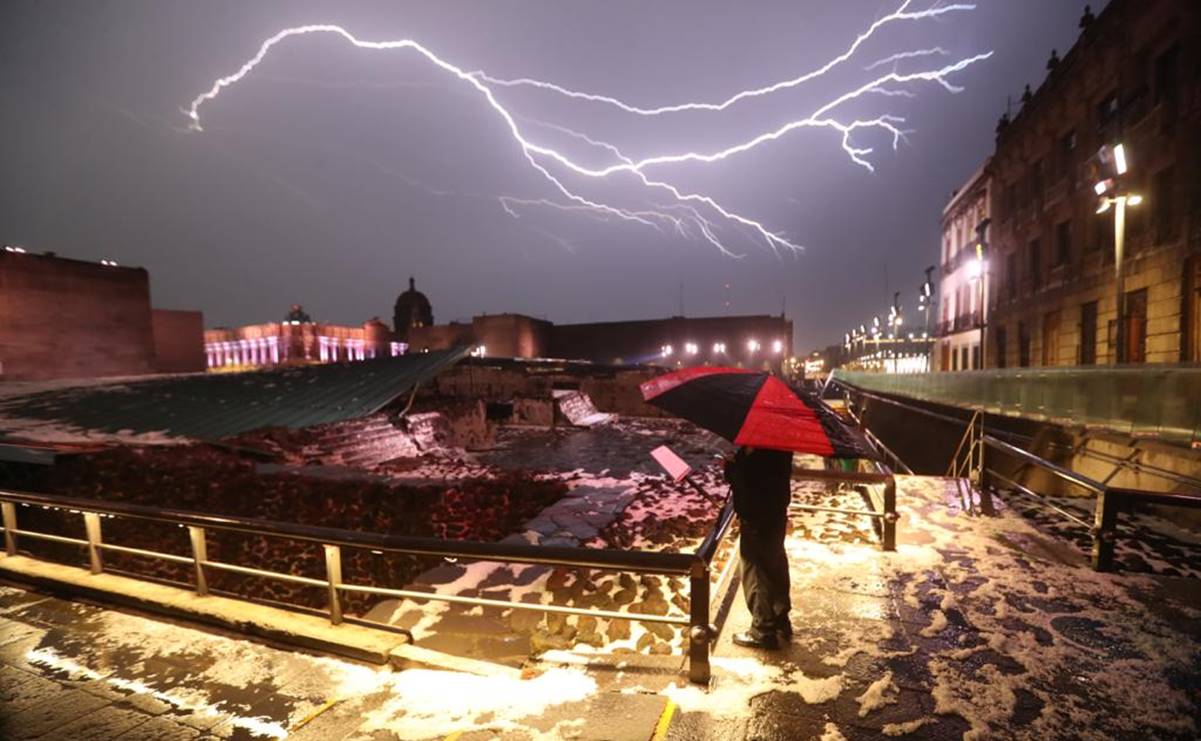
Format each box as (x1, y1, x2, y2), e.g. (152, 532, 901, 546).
(2, 475, 1199, 740)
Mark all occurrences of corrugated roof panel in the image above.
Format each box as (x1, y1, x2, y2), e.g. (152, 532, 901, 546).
(0, 347, 469, 442)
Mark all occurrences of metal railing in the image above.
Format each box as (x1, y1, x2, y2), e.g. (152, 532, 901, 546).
(0, 488, 737, 683)
(832, 381, 1201, 571)
(831, 366, 1201, 446)
(789, 468, 897, 551)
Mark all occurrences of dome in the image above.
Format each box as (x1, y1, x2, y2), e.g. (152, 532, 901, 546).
(284, 304, 312, 323)
(393, 277, 433, 339)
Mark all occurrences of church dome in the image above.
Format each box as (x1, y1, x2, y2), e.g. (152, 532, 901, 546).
(393, 277, 433, 338)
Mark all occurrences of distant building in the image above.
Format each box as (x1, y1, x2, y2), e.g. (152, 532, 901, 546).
(404, 286, 794, 371)
(203, 307, 402, 370)
(548, 314, 793, 371)
(987, 0, 1200, 367)
(936, 161, 992, 371)
(0, 248, 204, 381)
(393, 277, 434, 342)
(205, 277, 794, 373)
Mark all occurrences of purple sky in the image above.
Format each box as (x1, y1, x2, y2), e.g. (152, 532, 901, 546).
(0, 1, 1102, 352)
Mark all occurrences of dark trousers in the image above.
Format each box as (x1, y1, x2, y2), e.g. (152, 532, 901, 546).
(738, 516, 791, 636)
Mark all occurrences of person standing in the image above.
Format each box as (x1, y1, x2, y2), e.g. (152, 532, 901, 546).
(724, 446, 793, 649)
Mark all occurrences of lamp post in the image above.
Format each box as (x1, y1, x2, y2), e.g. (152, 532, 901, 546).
(972, 219, 990, 369)
(919, 265, 934, 371)
(1094, 143, 1143, 364)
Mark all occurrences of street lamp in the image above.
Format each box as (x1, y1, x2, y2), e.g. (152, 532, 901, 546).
(1095, 143, 1143, 364)
(972, 219, 991, 369)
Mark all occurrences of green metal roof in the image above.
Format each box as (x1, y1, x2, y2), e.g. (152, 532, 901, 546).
(0, 347, 469, 442)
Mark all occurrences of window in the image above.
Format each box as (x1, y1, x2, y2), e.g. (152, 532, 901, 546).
(1042, 310, 1061, 366)
(1055, 220, 1072, 267)
(994, 326, 1007, 368)
(1188, 257, 1201, 363)
(1029, 239, 1042, 289)
(1018, 322, 1031, 367)
(1096, 90, 1119, 131)
(1152, 166, 1176, 244)
(1126, 288, 1148, 363)
(960, 346, 969, 371)
(1059, 129, 1077, 181)
(1030, 159, 1044, 204)
(972, 344, 981, 370)
(1155, 44, 1179, 105)
(1006, 252, 1018, 299)
(1080, 301, 1098, 365)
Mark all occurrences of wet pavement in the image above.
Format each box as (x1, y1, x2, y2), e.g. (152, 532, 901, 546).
(2, 467, 1200, 739)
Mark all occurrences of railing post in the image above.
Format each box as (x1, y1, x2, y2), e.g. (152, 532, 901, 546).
(187, 526, 208, 595)
(882, 477, 897, 552)
(1091, 488, 1117, 572)
(1, 502, 16, 556)
(688, 560, 711, 684)
(83, 512, 103, 574)
(324, 544, 343, 625)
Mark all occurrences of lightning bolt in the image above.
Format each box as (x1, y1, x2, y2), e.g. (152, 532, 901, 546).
(184, 2, 989, 256)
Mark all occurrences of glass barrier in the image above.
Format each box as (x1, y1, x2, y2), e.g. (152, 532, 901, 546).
(831, 366, 1201, 446)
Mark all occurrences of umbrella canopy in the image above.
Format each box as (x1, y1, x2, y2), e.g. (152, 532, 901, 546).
(640, 367, 873, 458)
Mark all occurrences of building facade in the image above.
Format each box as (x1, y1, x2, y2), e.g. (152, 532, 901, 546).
(987, 0, 1201, 368)
(399, 283, 793, 371)
(204, 307, 403, 370)
(549, 314, 793, 370)
(0, 249, 205, 381)
(936, 161, 992, 371)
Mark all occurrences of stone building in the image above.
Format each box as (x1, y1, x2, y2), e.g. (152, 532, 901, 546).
(987, 0, 1200, 368)
(393, 277, 433, 342)
(203, 307, 402, 370)
(549, 314, 793, 370)
(0, 248, 204, 381)
(935, 160, 992, 371)
(400, 280, 793, 369)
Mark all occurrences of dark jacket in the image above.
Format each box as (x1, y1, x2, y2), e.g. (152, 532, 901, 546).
(723, 447, 793, 523)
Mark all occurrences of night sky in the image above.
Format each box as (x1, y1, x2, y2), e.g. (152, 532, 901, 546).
(0, 1, 1102, 352)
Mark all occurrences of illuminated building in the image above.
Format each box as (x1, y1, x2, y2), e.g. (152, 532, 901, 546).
(936, 161, 991, 371)
(986, 0, 1200, 367)
(203, 306, 402, 370)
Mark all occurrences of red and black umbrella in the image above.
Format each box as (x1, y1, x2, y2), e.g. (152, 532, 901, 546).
(640, 367, 872, 458)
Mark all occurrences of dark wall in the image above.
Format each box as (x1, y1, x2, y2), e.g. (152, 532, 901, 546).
(151, 308, 206, 373)
(0, 252, 156, 380)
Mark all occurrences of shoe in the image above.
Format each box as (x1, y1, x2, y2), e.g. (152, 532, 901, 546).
(777, 621, 794, 640)
(732, 631, 780, 650)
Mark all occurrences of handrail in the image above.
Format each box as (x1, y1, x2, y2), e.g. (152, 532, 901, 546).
(0, 486, 735, 683)
(832, 378, 1201, 572)
(834, 379, 1201, 492)
(0, 488, 696, 574)
(982, 435, 1106, 495)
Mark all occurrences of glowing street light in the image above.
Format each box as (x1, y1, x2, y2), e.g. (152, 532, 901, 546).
(772, 339, 783, 354)
(685, 342, 699, 356)
(713, 342, 726, 354)
(747, 339, 760, 354)
(1094, 142, 1144, 363)
(661, 344, 674, 357)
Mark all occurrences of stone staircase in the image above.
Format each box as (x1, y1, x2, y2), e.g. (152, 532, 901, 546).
(303, 414, 422, 468)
